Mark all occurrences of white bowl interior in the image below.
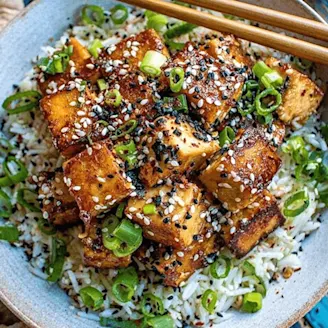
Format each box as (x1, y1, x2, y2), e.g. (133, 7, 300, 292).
(0, 1, 327, 327)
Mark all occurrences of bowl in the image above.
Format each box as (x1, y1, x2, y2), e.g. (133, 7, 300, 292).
(0, 0, 327, 327)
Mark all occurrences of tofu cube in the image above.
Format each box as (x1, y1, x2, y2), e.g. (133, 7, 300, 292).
(38, 37, 100, 95)
(83, 222, 131, 268)
(40, 87, 98, 158)
(136, 233, 221, 287)
(139, 116, 220, 187)
(126, 180, 207, 249)
(35, 170, 80, 226)
(200, 125, 281, 211)
(98, 29, 169, 82)
(63, 140, 133, 227)
(165, 37, 249, 130)
(220, 190, 285, 258)
(266, 57, 324, 124)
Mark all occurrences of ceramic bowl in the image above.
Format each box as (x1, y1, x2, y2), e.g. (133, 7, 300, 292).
(0, 1, 327, 327)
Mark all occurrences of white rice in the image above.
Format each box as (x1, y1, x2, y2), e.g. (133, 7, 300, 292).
(0, 6, 327, 327)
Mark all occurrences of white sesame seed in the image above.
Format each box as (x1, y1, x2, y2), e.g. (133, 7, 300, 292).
(73, 186, 81, 191)
(140, 99, 149, 105)
(86, 63, 95, 69)
(177, 251, 184, 257)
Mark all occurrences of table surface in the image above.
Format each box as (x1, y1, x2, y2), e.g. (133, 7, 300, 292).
(0, 1, 327, 327)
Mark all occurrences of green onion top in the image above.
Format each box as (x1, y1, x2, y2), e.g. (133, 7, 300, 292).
(147, 14, 168, 32)
(255, 88, 282, 116)
(141, 293, 165, 318)
(210, 255, 231, 279)
(140, 51, 167, 77)
(169, 67, 185, 93)
(88, 39, 103, 59)
(164, 22, 197, 39)
(143, 204, 157, 215)
(100, 317, 137, 328)
(2, 91, 42, 115)
(0, 225, 19, 242)
(241, 292, 263, 313)
(145, 315, 174, 328)
(111, 4, 129, 25)
(46, 238, 66, 282)
(219, 127, 235, 148)
(80, 286, 104, 310)
(201, 289, 218, 314)
(105, 89, 122, 107)
(0, 190, 13, 218)
(283, 190, 310, 217)
(81, 5, 105, 27)
(112, 267, 139, 303)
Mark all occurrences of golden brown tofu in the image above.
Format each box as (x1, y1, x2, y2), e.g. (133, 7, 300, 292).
(98, 29, 169, 82)
(83, 221, 131, 268)
(38, 38, 100, 95)
(165, 39, 249, 130)
(63, 140, 133, 228)
(139, 116, 220, 187)
(40, 87, 98, 158)
(136, 234, 221, 287)
(220, 190, 285, 258)
(126, 179, 207, 249)
(103, 73, 157, 122)
(200, 125, 281, 211)
(266, 57, 324, 124)
(34, 171, 80, 226)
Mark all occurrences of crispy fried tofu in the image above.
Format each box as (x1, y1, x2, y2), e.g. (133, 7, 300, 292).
(38, 38, 100, 95)
(98, 29, 169, 81)
(136, 234, 221, 287)
(35, 170, 80, 226)
(165, 38, 249, 130)
(83, 221, 131, 268)
(220, 190, 285, 258)
(139, 116, 220, 187)
(200, 124, 281, 211)
(63, 140, 133, 228)
(126, 179, 207, 249)
(40, 87, 98, 158)
(266, 57, 324, 124)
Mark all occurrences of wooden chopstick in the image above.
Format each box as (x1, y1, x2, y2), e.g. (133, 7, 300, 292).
(120, 0, 328, 65)
(182, 0, 328, 42)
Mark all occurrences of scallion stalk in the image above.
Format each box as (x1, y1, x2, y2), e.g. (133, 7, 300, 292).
(283, 190, 310, 217)
(88, 39, 103, 59)
(140, 51, 167, 77)
(0, 190, 12, 218)
(2, 91, 42, 115)
(111, 4, 129, 25)
(112, 267, 138, 303)
(81, 5, 105, 27)
(241, 292, 262, 313)
(169, 67, 185, 93)
(80, 286, 104, 310)
(141, 293, 165, 318)
(210, 255, 231, 279)
(201, 289, 218, 314)
(0, 226, 19, 242)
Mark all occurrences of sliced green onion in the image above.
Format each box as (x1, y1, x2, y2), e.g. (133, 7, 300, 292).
(38, 46, 73, 75)
(112, 267, 138, 303)
(250, 275, 267, 297)
(97, 79, 108, 91)
(16, 188, 40, 212)
(0, 190, 12, 218)
(169, 67, 185, 93)
(140, 51, 167, 77)
(146, 315, 174, 328)
(282, 136, 309, 165)
(88, 39, 103, 58)
(47, 238, 66, 282)
(143, 204, 157, 215)
(115, 140, 137, 169)
(147, 14, 168, 32)
(105, 89, 122, 107)
(201, 289, 218, 314)
(283, 190, 309, 218)
(2, 91, 42, 115)
(113, 219, 142, 246)
(165, 39, 185, 51)
(241, 292, 263, 313)
(255, 88, 282, 116)
(210, 255, 231, 279)
(0, 138, 14, 155)
(81, 5, 105, 27)
(252, 61, 283, 89)
(163, 95, 188, 112)
(141, 293, 165, 318)
(111, 4, 129, 25)
(219, 126, 235, 147)
(294, 57, 312, 70)
(116, 202, 126, 219)
(100, 317, 137, 328)
(0, 226, 19, 242)
(164, 22, 197, 39)
(145, 10, 157, 19)
(80, 286, 104, 310)
(102, 215, 120, 251)
(318, 184, 328, 206)
(96, 120, 109, 127)
(242, 260, 256, 276)
(257, 113, 273, 125)
(2, 156, 28, 186)
(38, 217, 57, 235)
(112, 120, 138, 140)
(113, 236, 142, 257)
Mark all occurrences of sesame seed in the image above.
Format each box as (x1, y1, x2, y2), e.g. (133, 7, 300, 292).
(73, 186, 81, 191)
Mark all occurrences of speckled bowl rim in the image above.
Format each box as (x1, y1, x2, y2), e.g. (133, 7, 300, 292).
(0, 1, 327, 327)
